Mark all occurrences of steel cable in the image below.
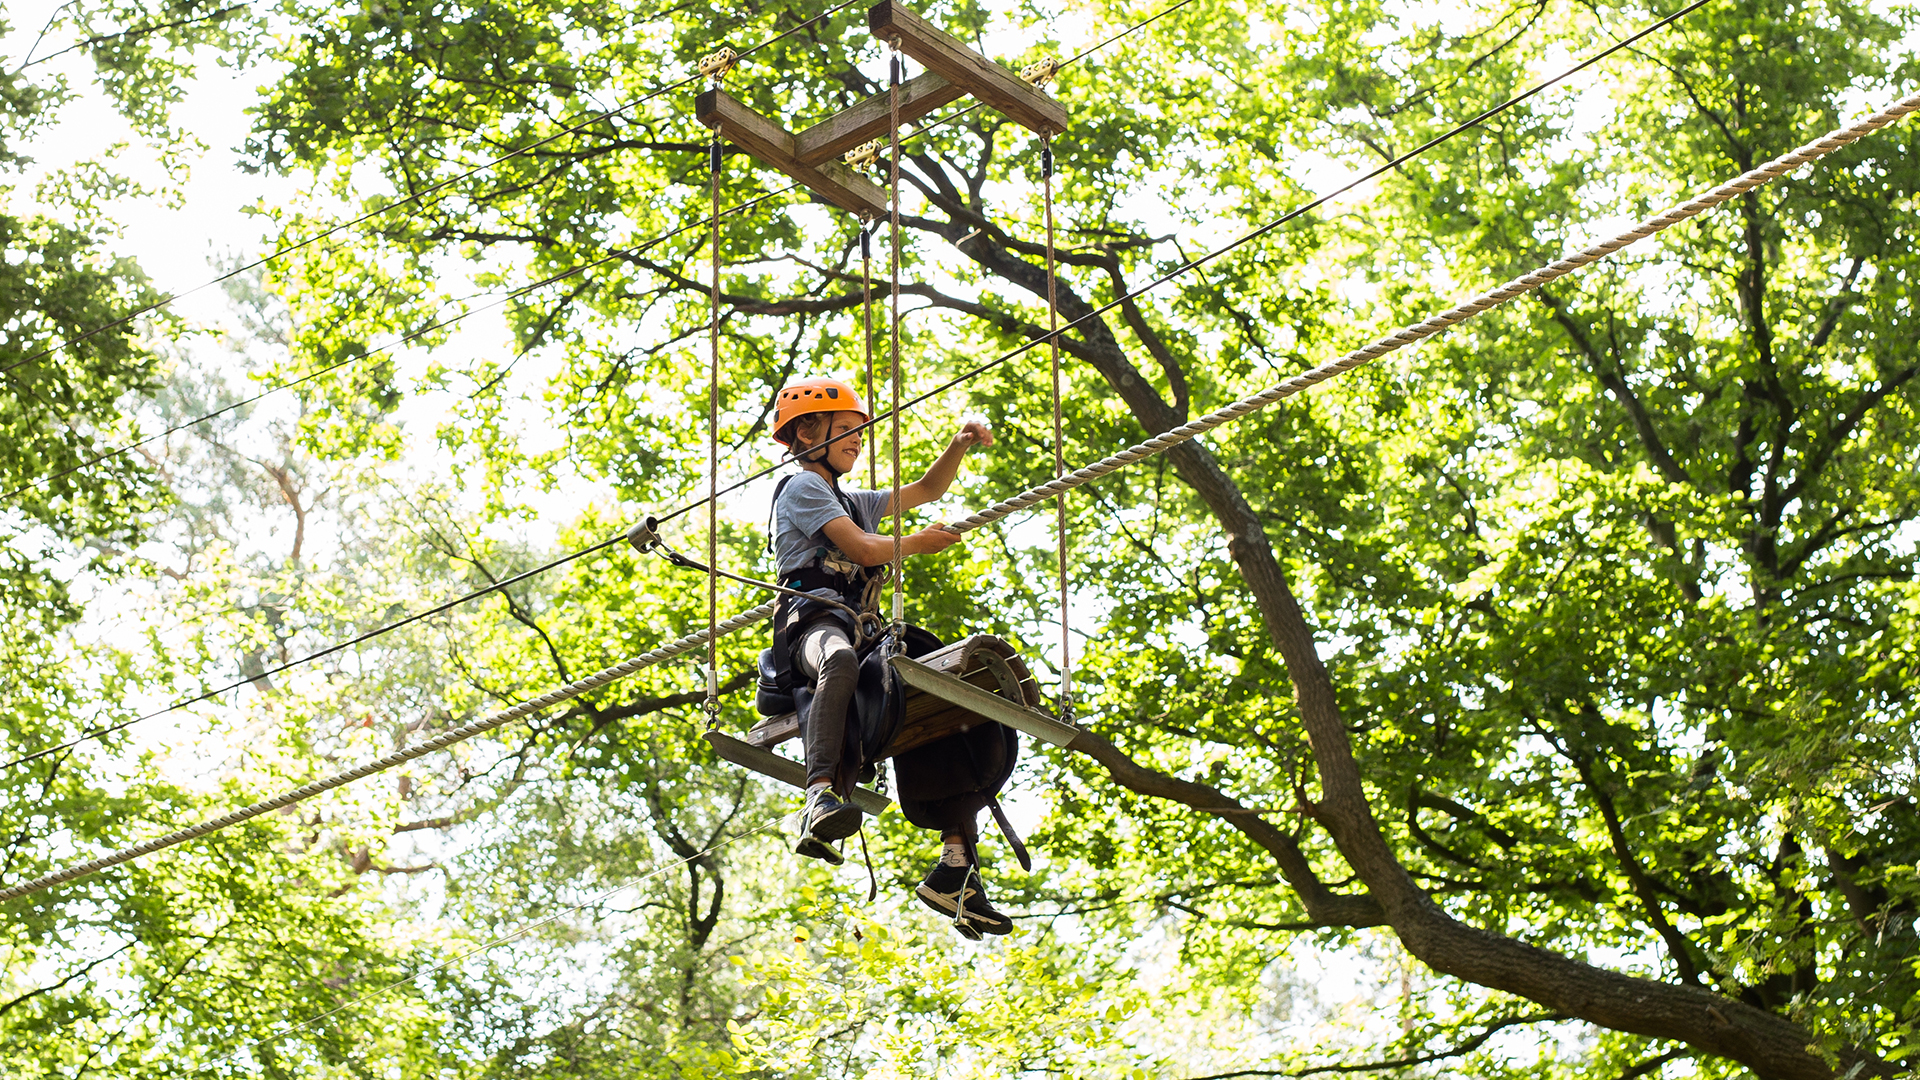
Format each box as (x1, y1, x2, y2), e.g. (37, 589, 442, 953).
(3, 185, 804, 504)
(0, 0, 861, 383)
(13, 86, 1911, 904)
(0, 603, 778, 903)
(3, 0, 1706, 769)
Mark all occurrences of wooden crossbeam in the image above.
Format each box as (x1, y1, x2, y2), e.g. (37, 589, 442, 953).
(696, 89, 889, 218)
(867, 0, 1068, 136)
(794, 69, 965, 166)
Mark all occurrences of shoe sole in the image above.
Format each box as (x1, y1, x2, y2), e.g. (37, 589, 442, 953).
(808, 802, 864, 843)
(915, 883, 1010, 937)
(795, 835, 845, 865)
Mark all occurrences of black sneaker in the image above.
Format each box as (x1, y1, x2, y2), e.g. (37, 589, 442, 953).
(793, 786, 863, 864)
(916, 861, 1012, 938)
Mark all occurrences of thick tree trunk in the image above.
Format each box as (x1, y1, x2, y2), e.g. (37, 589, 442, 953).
(927, 207, 1843, 1078)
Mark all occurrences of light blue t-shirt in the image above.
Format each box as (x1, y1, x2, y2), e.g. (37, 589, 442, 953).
(772, 471, 890, 576)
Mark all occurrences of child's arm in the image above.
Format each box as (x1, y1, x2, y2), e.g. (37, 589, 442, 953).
(887, 420, 993, 514)
(820, 515, 961, 566)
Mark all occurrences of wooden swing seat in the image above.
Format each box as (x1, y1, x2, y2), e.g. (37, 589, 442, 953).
(704, 634, 1081, 814)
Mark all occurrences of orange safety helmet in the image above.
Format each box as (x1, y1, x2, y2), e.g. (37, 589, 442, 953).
(771, 377, 871, 447)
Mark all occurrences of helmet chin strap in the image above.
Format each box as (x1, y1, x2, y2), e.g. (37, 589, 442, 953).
(802, 440, 850, 479)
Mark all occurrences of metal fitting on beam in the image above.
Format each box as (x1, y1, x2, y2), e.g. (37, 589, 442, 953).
(1019, 56, 1060, 86)
(697, 46, 739, 80)
(844, 139, 884, 171)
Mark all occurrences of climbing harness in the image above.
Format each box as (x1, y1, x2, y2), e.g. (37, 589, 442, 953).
(629, 516, 874, 638)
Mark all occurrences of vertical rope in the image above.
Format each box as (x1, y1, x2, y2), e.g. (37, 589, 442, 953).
(705, 126, 723, 722)
(1041, 135, 1070, 719)
(887, 42, 905, 633)
(862, 223, 876, 490)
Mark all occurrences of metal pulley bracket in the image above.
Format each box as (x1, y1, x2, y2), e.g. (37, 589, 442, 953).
(1019, 56, 1060, 86)
(844, 139, 884, 171)
(626, 515, 664, 553)
(697, 46, 739, 80)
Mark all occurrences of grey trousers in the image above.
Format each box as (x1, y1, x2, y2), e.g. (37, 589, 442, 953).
(794, 623, 859, 787)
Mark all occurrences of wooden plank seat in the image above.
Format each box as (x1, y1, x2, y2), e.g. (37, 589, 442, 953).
(703, 634, 1080, 813)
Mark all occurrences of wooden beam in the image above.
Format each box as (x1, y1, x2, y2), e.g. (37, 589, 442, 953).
(890, 655, 1083, 748)
(794, 70, 966, 166)
(704, 730, 892, 815)
(695, 88, 889, 218)
(866, 0, 1067, 136)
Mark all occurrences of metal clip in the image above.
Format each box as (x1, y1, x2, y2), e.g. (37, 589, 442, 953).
(697, 46, 738, 80)
(843, 140, 883, 171)
(1019, 56, 1060, 86)
(625, 515, 663, 553)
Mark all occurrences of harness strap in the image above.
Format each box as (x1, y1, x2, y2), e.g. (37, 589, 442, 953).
(987, 796, 1032, 872)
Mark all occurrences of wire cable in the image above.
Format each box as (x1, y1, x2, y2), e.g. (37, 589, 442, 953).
(887, 42, 906, 634)
(3, 184, 803, 504)
(14, 86, 1911, 903)
(706, 89, 727, 724)
(650, 0, 1717, 532)
(0, 70, 1006, 768)
(222, 816, 782, 1064)
(0, 0, 861, 383)
(0, 602, 780, 902)
(3, 0, 1699, 769)
(1041, 134, 1070, 718)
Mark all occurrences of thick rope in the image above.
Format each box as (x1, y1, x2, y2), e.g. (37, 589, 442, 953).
(863, 223, 877, 489)
(1041, 135, 1071, 719)
(0, 603, 778, 904)
(941, 92, 1920, 536)
(888, 43, 906, 632)
(706, 127, 724, 723)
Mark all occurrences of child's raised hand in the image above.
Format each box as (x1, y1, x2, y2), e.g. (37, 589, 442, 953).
(953, 419, 994, 450)
(914, 524, 964, 554)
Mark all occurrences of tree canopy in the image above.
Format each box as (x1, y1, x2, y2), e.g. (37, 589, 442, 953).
(4, 0, 1919, 1077)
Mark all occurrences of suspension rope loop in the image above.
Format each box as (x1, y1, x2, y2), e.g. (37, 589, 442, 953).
(1041, 134, 1070, 720)
(705, 120, 724, 725)
(887, 42, 906, 640)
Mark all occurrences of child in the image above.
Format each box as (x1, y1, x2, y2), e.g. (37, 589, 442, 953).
(767, 377, 1011, 934)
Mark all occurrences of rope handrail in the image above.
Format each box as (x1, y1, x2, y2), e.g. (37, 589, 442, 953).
(940, 91, 1920, 536)
(8, 86, 1913, 905)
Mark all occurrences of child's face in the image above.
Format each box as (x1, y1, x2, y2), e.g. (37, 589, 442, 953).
(815, 411, 864, 474)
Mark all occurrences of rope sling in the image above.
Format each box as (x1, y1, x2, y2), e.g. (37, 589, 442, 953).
(1040, 133, 1070, 719)
(8, 84, 1914, 908)
(887, 41, 906, 637)
(703, 52, 735, 726)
